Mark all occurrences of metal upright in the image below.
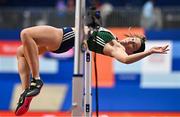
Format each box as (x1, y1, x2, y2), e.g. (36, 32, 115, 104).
(84, 43, 92, 116)
(72, 0, 92, 116)
(72, 0, 85, 116)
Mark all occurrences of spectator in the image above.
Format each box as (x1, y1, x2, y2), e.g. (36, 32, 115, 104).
(153, 7, 162, 29)
(56, 0, 67, 16)
(67, 0, 75, 12)
(141, 0, 156, 29)
(99, 2, 114, 26)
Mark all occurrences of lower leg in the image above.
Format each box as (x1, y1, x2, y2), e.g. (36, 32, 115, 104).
(15, 57, 32, 116)
(17, 57, 30, 90)
(17, 46, 31, 91)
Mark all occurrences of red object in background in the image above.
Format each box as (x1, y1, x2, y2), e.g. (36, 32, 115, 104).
(108, 27, 145, 40)
(92, 53, 114, 88)
(1, 111, 180, 117)
(0, 41, 21, 56)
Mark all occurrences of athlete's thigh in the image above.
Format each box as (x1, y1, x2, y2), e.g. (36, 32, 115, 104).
(24, 25, 63, 51)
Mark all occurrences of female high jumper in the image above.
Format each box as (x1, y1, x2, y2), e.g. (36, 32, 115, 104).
(15, 25, 169, 115)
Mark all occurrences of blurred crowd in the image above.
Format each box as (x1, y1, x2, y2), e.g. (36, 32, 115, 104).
(1, 0, 180, 7)
(54, 0, 162, 29)
(0, 0, 180, 29)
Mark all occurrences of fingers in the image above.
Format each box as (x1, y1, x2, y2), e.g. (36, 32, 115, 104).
(165, 49, 170, 52)
(162, 47, 169, 53)
(157, 48, 169, 54)
(161, 48, 169, 54)
(162, 45, 169, 50)
(156, 45, 169, 49)
(160, 45, 169, 53)
(151, 44, 170, 54)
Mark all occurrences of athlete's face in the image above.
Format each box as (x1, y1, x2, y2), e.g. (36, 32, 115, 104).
(121, 37, 142, 54)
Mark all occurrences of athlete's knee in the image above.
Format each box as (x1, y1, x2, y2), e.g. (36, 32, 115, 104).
(16, 46, 24, 58)
(20, 28, 32, 44)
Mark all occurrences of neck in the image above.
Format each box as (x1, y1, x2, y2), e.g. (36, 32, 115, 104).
(117, 40, 126, 50)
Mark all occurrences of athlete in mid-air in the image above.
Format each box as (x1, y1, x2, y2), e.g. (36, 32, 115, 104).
(15, 25, 169, 115)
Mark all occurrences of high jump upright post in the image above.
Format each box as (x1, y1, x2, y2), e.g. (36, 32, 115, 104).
(72, 0, 92, 116)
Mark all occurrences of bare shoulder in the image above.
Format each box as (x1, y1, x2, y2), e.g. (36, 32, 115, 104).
(109, 40, 125, 50)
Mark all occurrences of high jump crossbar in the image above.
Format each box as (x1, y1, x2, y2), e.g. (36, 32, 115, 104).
(72, 0, 92, 116)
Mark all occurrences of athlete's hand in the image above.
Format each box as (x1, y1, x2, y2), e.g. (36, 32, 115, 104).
(149, 45, 169, 54)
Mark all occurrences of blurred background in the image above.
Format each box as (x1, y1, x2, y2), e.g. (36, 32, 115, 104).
(0, 0, 180, 117)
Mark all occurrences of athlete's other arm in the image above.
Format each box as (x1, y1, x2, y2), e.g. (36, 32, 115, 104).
(111, 45, 169, 64)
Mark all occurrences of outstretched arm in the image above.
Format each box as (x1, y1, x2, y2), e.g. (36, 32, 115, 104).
(112, 45, 169, 64)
